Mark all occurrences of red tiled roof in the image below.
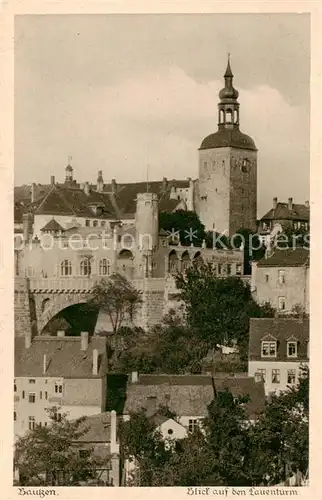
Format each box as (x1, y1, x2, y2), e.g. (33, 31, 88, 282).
(260, 202, 309, 222)
(257, 248, 309, 267)
(248, 318, 309, 362)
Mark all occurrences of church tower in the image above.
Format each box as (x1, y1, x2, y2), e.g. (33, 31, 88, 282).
(197, 57, 257, 235)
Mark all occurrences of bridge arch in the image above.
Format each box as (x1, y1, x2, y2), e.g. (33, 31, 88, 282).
(37, 293, 92, 334)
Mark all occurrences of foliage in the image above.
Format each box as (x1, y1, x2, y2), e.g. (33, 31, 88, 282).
(159, 210, 206, 246)
(120, 373, 309, 486)
(14, 407, 105, 486)
(233, 227, 266, 274)
(116, 312, 208, 374)
(88, 274, 142, 359)
(176, 263, 275, 353)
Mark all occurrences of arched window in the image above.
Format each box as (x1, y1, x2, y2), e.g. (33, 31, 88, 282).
(181, 251, 191, 272)
(60, 260, 72, 276)
(220, 109, 225, 124)
(226, 109, 232, 123)
(169, 250, 179, 273)
(80, 258, 91, 276)
(99, 258, 110, 276)
(234, 109, 238, 124)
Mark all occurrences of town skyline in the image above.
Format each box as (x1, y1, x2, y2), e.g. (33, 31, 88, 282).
(15, 13, 310, 216)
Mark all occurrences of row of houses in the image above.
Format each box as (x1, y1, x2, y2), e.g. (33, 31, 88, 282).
(14, 313, 309, 486)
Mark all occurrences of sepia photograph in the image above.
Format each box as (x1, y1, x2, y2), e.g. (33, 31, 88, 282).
(11, 11, 311, 490)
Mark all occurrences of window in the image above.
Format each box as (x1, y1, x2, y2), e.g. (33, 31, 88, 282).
(287, 369, 296, 385)
(278, 296, 286, 310)
(14, 411, 17, 421)
(287, 341, 297, 358)
(241, 159, 249, 173)
(265, 274, 269, 283)
(55, 383, 63, 394)
(85, 219, 90, 227)
(14, 380, 16, 392)
(100, 220, 105, 227)
(80, 258, 91, 276)
(261, 341, 277, 358)
(60, 259, 72, 276)
(272, 369, 280, 384)
(99, 258, 110, 276)
(218, 264, 222, 275)
(236, 264, 242, 276)
(40, 391, 42, 399)
(29, 393, 36, 403)
(188, 419, 199, 433)
(93, 220, 98, 227)
(29, 379, 36, 384)
(278, 270, 285, 284)
(53, 412, 62, 422)
(167, 429, 174, 435)
(28, 416, 36, 430)
(227, 264, 232, 275)
(255, 369, 266, 382)
(22, 391, 25, 399)
(226, 109, 233, 123)
(45, 391, 48, 400)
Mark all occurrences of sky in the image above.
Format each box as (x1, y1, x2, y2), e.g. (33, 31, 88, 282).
(14, 14, 310, 215)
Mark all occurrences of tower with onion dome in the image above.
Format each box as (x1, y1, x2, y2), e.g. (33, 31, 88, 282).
(197, 56, 257, 235)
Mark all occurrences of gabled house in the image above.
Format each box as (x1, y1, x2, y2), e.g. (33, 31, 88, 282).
(248, 317, 309, 396)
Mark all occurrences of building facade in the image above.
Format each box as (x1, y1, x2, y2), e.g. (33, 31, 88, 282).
(248, 318, 309, 396)
(251, 248, 309, 314)
(14, 332, 108, 439)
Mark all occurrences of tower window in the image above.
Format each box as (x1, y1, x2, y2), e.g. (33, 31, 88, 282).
(220, 109, 225, 123)
(234, 109, 238, 123)
(241, 159, 249, 173)
(226, 109, 233, 123)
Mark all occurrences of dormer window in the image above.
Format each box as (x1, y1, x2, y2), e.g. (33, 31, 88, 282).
(261, 341, 277, 358)
(287, 341, 297, 358)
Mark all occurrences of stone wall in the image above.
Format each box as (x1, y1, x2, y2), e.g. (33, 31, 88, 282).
(14, 277, 33, 337)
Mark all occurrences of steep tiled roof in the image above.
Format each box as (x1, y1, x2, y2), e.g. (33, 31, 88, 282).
(257, 248, 309, 268)
(248, 318, 309, 362)
(260, 202, 309, 222)
(40, 218, 65, 232)
(15, 336, 108, 378)
(15, 179, 190, 222)
(124, 374, 265, 419)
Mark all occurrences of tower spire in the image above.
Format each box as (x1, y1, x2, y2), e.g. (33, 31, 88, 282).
(224, 53, 233, 78)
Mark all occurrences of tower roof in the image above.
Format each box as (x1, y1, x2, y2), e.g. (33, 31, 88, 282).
(199, 128, 257, 151)
(224, 55, 233, 78)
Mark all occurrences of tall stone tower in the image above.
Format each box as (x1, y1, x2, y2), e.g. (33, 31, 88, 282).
(135, 192, 159, 251)
(198, 57, 257, 235)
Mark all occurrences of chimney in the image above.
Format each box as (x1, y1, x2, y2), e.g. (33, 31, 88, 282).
(92, 349, 98, 376)
(146, 396, 157, 417)
(131, 371, 138, 383)
(23, 213, 33, 241)
(288, 197, 293, 211)
(80, 331, 89, 351)
(162, 177, 168, 191)
(84, 182, 90, 196)
(111, 178, 117, 194)
(110, 410, 118, 453)
(50, 175, 55, 185)
(31, 183, 36, 203)
(305, 200, 309, 208)
(273, 197, 278, 210)
(97, 170, 104, 192)
(43, 354, 47, 375)
(57, 330, 65, 338)
(25, 331, 31, 349)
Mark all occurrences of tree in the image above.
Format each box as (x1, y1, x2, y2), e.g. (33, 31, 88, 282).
(176, 263, 275, 353)
(233, 228, 266, 275)
(88, 274, 142, 359)
(159, 210, 206, 246)
(14, 407, 104, 486)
